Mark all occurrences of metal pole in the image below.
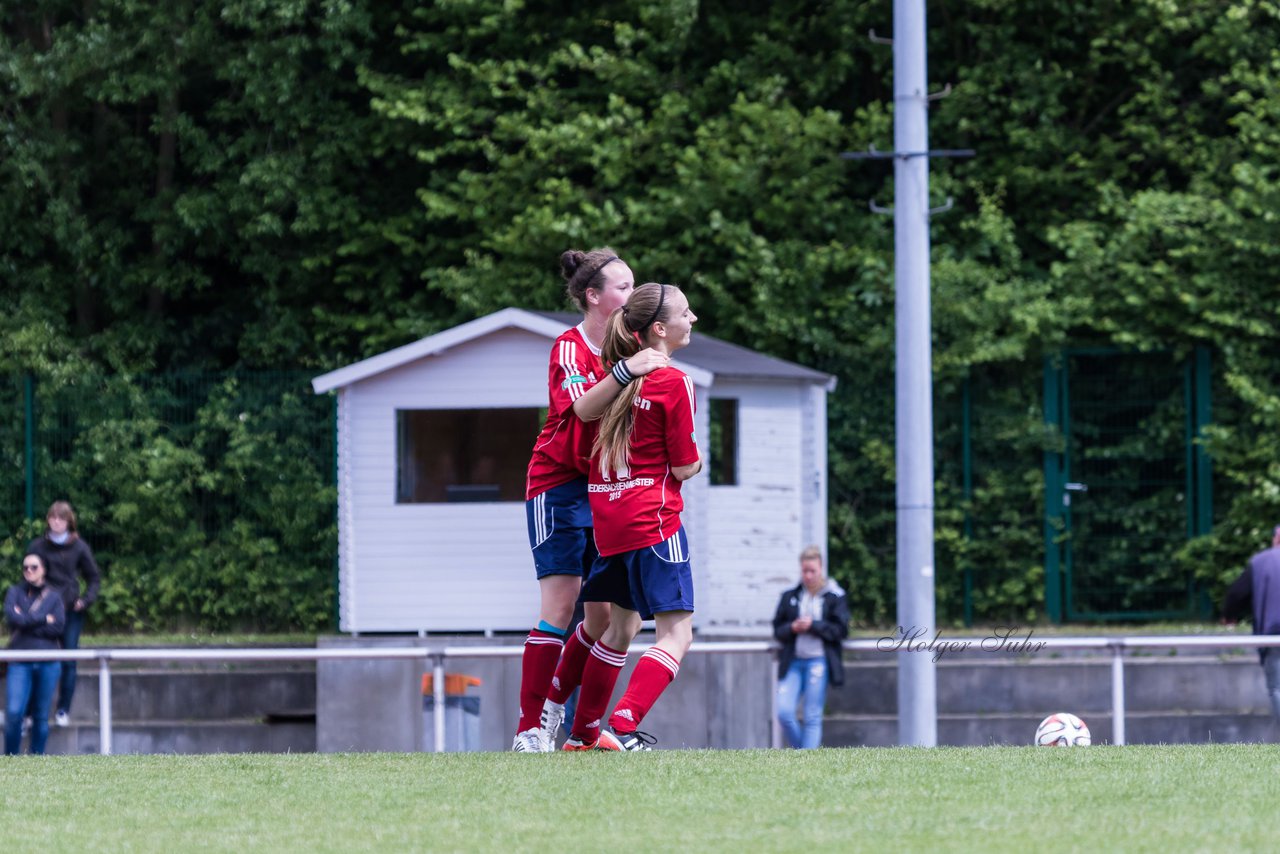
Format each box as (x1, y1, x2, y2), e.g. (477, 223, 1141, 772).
(1042, 357, 1064, 623)
(433, 654, 446, 754)
(1195, 347, 1213, 535)
(24, 374, 35, 519)
(893, 0, 937, 747)
(961, 377, 973, 628)
(1110, 643, 1126, 746)
(770, 646, 782, 748)
(98, 654, 113, 756)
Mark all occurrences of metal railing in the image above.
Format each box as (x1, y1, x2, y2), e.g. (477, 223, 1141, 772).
(846, 634, 1280, 747)
(2, 635, 1277, 754)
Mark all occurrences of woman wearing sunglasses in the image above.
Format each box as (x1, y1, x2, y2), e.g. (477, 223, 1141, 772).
(4, 552, 66, 755)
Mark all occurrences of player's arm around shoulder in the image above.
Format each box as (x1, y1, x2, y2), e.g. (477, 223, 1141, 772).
(572, 347, 669, 422)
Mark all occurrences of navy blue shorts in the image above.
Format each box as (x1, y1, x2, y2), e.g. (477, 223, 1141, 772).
(526, 477, 596, 579)
(580, 527, 694, 620)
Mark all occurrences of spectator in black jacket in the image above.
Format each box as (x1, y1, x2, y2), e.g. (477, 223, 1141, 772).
(26, 500, 100, 728)
(4, 552, 66, 755)
(1223, 525, 1280, 718)
(772, 546, 849, 748)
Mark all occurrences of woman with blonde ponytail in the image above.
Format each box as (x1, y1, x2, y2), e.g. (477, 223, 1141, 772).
(562, 283, 703, 752)
(592, 301, 652, 477)
(513, 248, 669, 753)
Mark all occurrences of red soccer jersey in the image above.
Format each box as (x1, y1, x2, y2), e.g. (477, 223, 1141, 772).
(526, 326, 604, 499)
(588, 367, 699, 556)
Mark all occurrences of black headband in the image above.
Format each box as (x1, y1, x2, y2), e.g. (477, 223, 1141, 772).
(638, 283, 667, 331)
(587, 255, 619, 286)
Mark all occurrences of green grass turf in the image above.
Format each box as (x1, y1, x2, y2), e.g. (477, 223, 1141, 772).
(6, 745, 1279, 852)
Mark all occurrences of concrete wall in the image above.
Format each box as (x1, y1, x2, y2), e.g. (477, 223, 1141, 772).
(21, 640, 1278, 756)
(826, 653, 1280, 746)
(316, 634, 775, 752)
(31, 662, 315, 755)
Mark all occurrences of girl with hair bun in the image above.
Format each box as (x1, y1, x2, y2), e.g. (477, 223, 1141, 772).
(513, 249, 669, 752)
(562, 282, 703, 752)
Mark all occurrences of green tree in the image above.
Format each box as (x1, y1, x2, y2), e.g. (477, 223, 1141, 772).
(3, 0, 1279, 629)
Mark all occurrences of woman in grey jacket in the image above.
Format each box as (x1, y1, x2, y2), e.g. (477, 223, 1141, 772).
(771, 546, 849, 748)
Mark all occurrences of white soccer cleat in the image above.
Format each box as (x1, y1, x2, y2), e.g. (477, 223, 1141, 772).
(511, 728, 545, 753)
(539, 700, 565, 751)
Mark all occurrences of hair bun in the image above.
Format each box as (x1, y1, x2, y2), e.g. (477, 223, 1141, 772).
(560, 249, 586, 280)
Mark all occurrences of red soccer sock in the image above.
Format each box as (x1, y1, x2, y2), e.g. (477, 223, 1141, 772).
(515, 628, 565, 734)
(547, 623, 597, 705)
(569, 639, 627, 742)
(608, 647, 680, 733)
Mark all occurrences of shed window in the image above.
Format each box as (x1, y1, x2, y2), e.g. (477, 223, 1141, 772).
(396, 408, 541, 503)
(708, 398, 739, 486)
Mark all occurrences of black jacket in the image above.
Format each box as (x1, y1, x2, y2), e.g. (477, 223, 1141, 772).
(27, 534, 100, 611)
(772, 582, 850, 686)
(5, 582, 66, 650)
(1223, 545, 1280, 662)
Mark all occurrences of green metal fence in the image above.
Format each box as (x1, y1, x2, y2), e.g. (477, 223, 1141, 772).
(1042, 348, 1214, 622)
(836, 350, 1216, 628)
(832, 361, 1051, 628)
(941, 364, 1048, 626)
(4, 371, 336, 632)
(2, 353, 1216, 631)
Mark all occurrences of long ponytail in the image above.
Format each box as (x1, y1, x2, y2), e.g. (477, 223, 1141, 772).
(594, 309, 643, 475)
(592, 283, 682, 475)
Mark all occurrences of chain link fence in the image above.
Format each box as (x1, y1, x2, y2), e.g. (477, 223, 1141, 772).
(3, 371, 336, 632)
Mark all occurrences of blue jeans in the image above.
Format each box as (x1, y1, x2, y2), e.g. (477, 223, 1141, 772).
(777, 656, 828, 749)
(1264, 652, 1280, 719)
(25, 609, 83, 719)
(58, 609, 84, 714)
(6, 661, 62, 755)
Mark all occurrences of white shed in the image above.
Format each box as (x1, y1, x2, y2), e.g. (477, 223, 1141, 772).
(311, 308, 835, 636)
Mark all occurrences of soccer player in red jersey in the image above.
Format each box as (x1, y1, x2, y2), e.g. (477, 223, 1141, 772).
(562, 282, 703, 751)
(513, 249, 669, 752)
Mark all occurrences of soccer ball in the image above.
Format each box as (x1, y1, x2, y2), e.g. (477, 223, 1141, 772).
(1034, 712, 1091, 746)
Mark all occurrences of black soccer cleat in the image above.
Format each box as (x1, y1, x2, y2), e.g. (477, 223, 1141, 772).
(611, 728, 657, 751)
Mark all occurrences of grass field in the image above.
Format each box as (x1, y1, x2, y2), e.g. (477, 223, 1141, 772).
(7, 744, 1279, 852)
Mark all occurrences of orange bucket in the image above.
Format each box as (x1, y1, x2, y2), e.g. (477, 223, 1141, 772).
(422, 673, 482, 696)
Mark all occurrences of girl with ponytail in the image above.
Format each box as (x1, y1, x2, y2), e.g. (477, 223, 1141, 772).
(513, 249, 669, 752)
(562, 283, 703, 751)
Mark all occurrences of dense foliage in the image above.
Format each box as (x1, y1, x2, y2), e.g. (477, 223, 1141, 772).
(2, 0, 1277, 630)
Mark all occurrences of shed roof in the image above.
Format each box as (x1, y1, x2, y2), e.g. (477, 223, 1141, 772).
(312, 307, 835, 394)
(535, 312, 836, 389)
